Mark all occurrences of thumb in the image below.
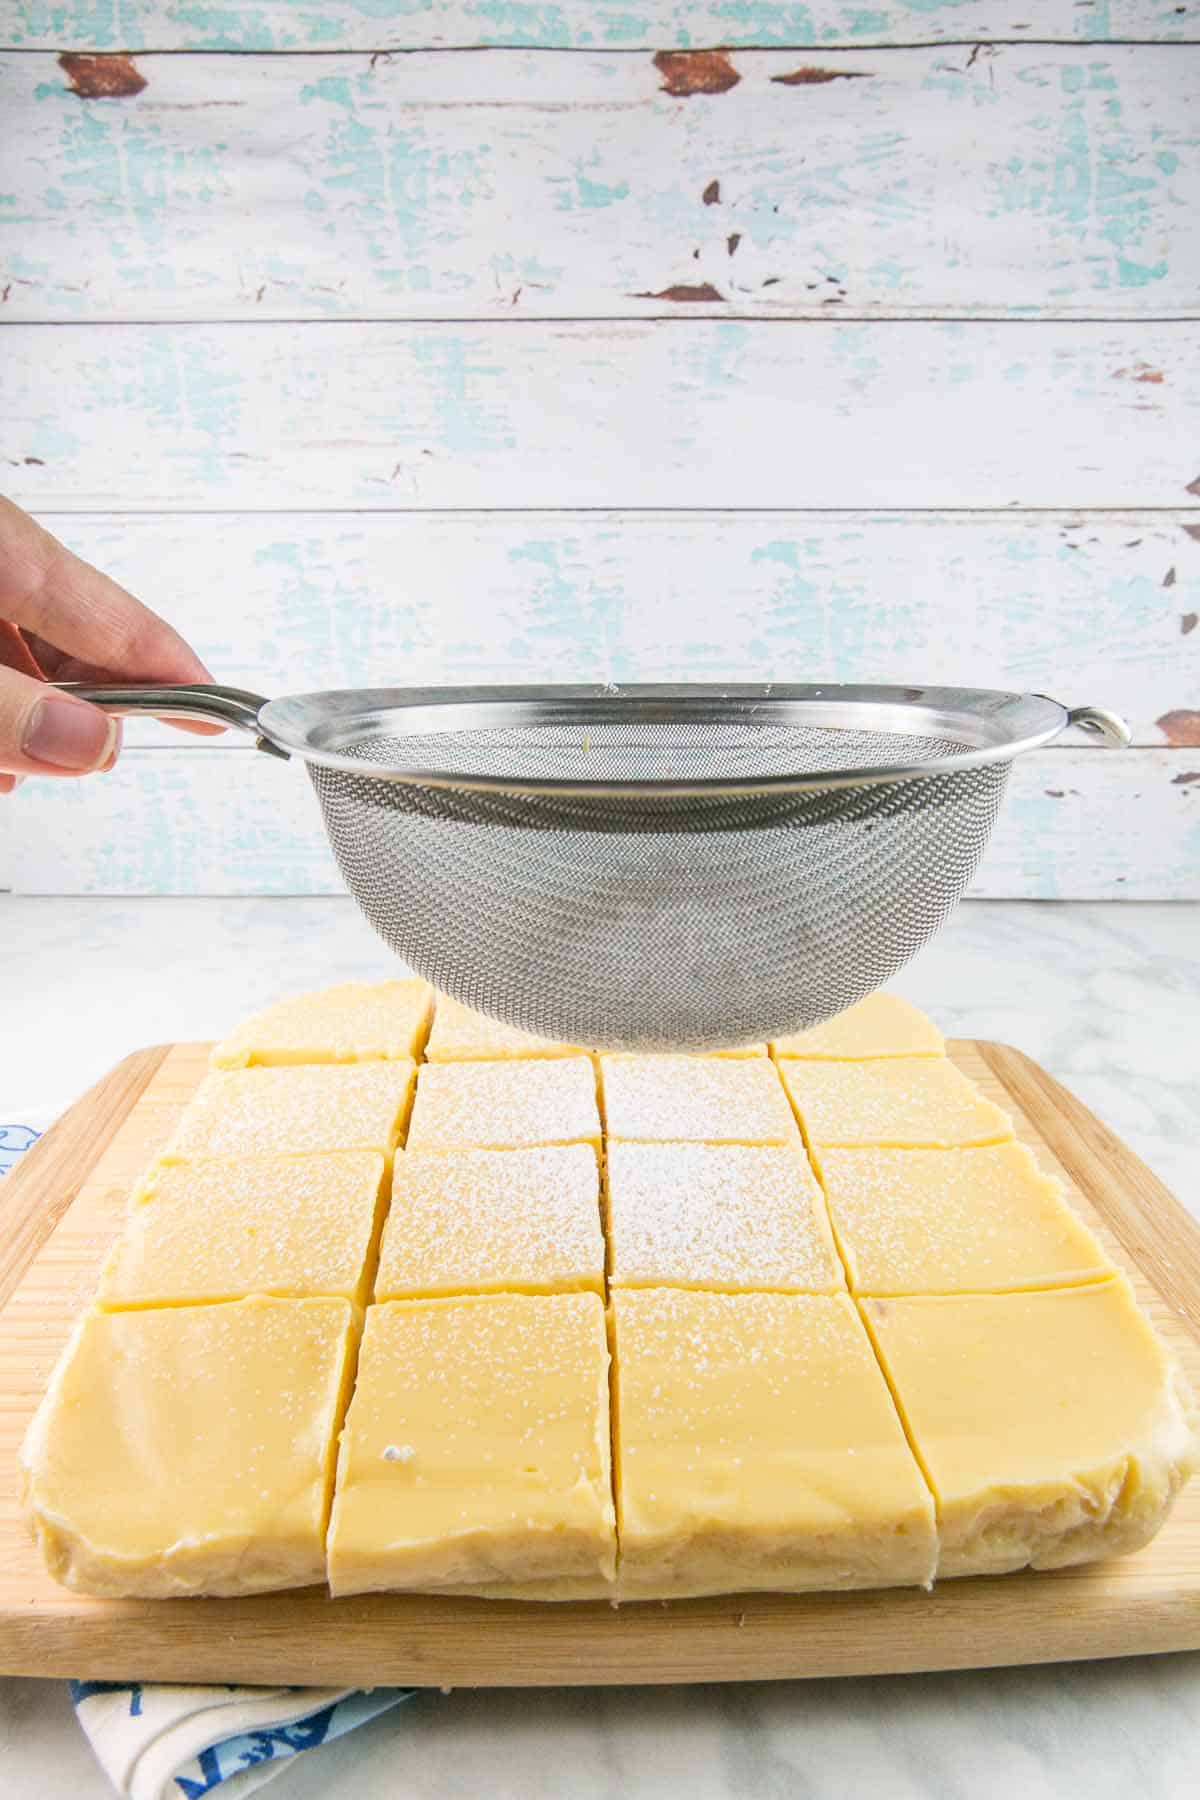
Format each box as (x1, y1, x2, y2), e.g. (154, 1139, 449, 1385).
(0, 666, 120, 778)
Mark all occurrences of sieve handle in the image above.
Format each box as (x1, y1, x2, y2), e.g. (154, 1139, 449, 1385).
(1064, 705, 1133, 748)
(53, 682, 289, 759)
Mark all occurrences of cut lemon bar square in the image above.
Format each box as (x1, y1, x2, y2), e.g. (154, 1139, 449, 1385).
(405, 1057, 601, 1153)
(376, 1146, 604, 1299)
(606, 1143, 843, 1294)
(600, 1055, 799, 1146)
(780, 1057, 1011, 1151)
(771, 993, 943, 1060)
(98, 1152, 388, 1308)
(327, 1293, 616, 1595)
(611, 1288, 936, 1598)
(20, 1297, 357, 1597)
(820, 1142, 1113, 1296)
(211, 979, 432, 1068)
(424, 994, 586, 1062)
(861, 1279, 1198, 1578)
(165, 1061, 416, 1167)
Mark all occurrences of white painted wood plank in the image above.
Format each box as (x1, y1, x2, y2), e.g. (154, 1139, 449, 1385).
(31, 510, 1200, 746)
(4, 321, 1198, 510)
(4, 2, 1195, 52)
(4, 46, 1196, 321)
(3, 747, 1194, 899)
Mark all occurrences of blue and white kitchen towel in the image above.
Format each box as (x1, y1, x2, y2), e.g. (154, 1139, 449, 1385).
(70, 1682, 417, 1799)
(3, 1108, 419, 1798)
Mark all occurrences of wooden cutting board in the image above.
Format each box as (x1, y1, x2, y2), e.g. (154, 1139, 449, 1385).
(1, 1040, 1198, 1687)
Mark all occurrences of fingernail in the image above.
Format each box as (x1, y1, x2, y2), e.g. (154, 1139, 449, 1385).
(100, 720, 123, 772)
(23, 697, 119, 772)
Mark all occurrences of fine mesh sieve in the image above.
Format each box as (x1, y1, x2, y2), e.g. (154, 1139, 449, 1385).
(64, 683, 1130, 1051)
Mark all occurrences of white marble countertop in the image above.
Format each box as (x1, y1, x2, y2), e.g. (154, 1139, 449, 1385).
(1, 896, 1197, 1798)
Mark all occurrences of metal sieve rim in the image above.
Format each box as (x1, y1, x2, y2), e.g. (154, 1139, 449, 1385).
(257, 683, 1071, 798)
(54, 682, 1129, 799)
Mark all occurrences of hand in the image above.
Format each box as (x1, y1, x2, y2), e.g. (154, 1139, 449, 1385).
(0, 497, 218, 795)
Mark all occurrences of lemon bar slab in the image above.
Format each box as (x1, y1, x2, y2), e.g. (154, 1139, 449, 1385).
(780, 1057, 1012, 1151)
(771, 993, 943, 1060)
(404, 1057, 601, 1153)
(862, 1280, 1198, 1578)
(165, 1061, 416, 1167)
(376, 1146, 604, 1299)
(98, 1152, 388, 1308)
(820, 1142, 1114, 1296)
(600, 1055, 799, 1146)
(327, 1294, 616, 1595)
(424, 994, 587, 1062)
(611, 1289, 936, 1599)
(20, 1297, 357, 1597)
(211, 979, 432, 1068)
(606, 1143, 843, 1294)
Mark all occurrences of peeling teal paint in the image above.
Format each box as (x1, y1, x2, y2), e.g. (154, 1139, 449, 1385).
(503, 538, 628, 677)
(8, 0, 1198, 51)
(555, 159, 631, 212)
(8, 41, 1194, 318)
(867, 258, 904, 290)
(681, 320, 750, 394)
(460, 3, 575, 48)
(299, 76, 357, 111)
(706, 2, 818, 43)
(409, 333, 517, 457)
(1116, 254, 1169, 287)
(846, 9, 889, 34)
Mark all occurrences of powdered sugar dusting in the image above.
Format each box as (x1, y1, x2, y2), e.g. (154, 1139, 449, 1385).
(103, 1151, 386, 1304)
(600, 1056, 799, 1145)
(612, 1290, 898, 1441)
(211, 980, 432, 1067)
(780, 1058, 1011, 1148)
(607, 1143, 842, 1293)
(378, 1146, 603, 1298)
(425, 995, 586, 1062)
(405, 1058, 600, 1152)
(771, 993, 943, 1060)
(167, 1062, 415, 1160)
(819, 1143, 1112, 1294)
(334, 1294, 615, 1580)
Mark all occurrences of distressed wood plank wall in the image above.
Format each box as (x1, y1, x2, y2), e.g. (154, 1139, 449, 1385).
(7, 3, 1199, 51)
(6, 47, 1197, 320)
(0, 3, 1196, 897)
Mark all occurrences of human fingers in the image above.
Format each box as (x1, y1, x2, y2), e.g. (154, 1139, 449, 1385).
(0, 498, 212, 686)
(0, 662, 119, 779)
